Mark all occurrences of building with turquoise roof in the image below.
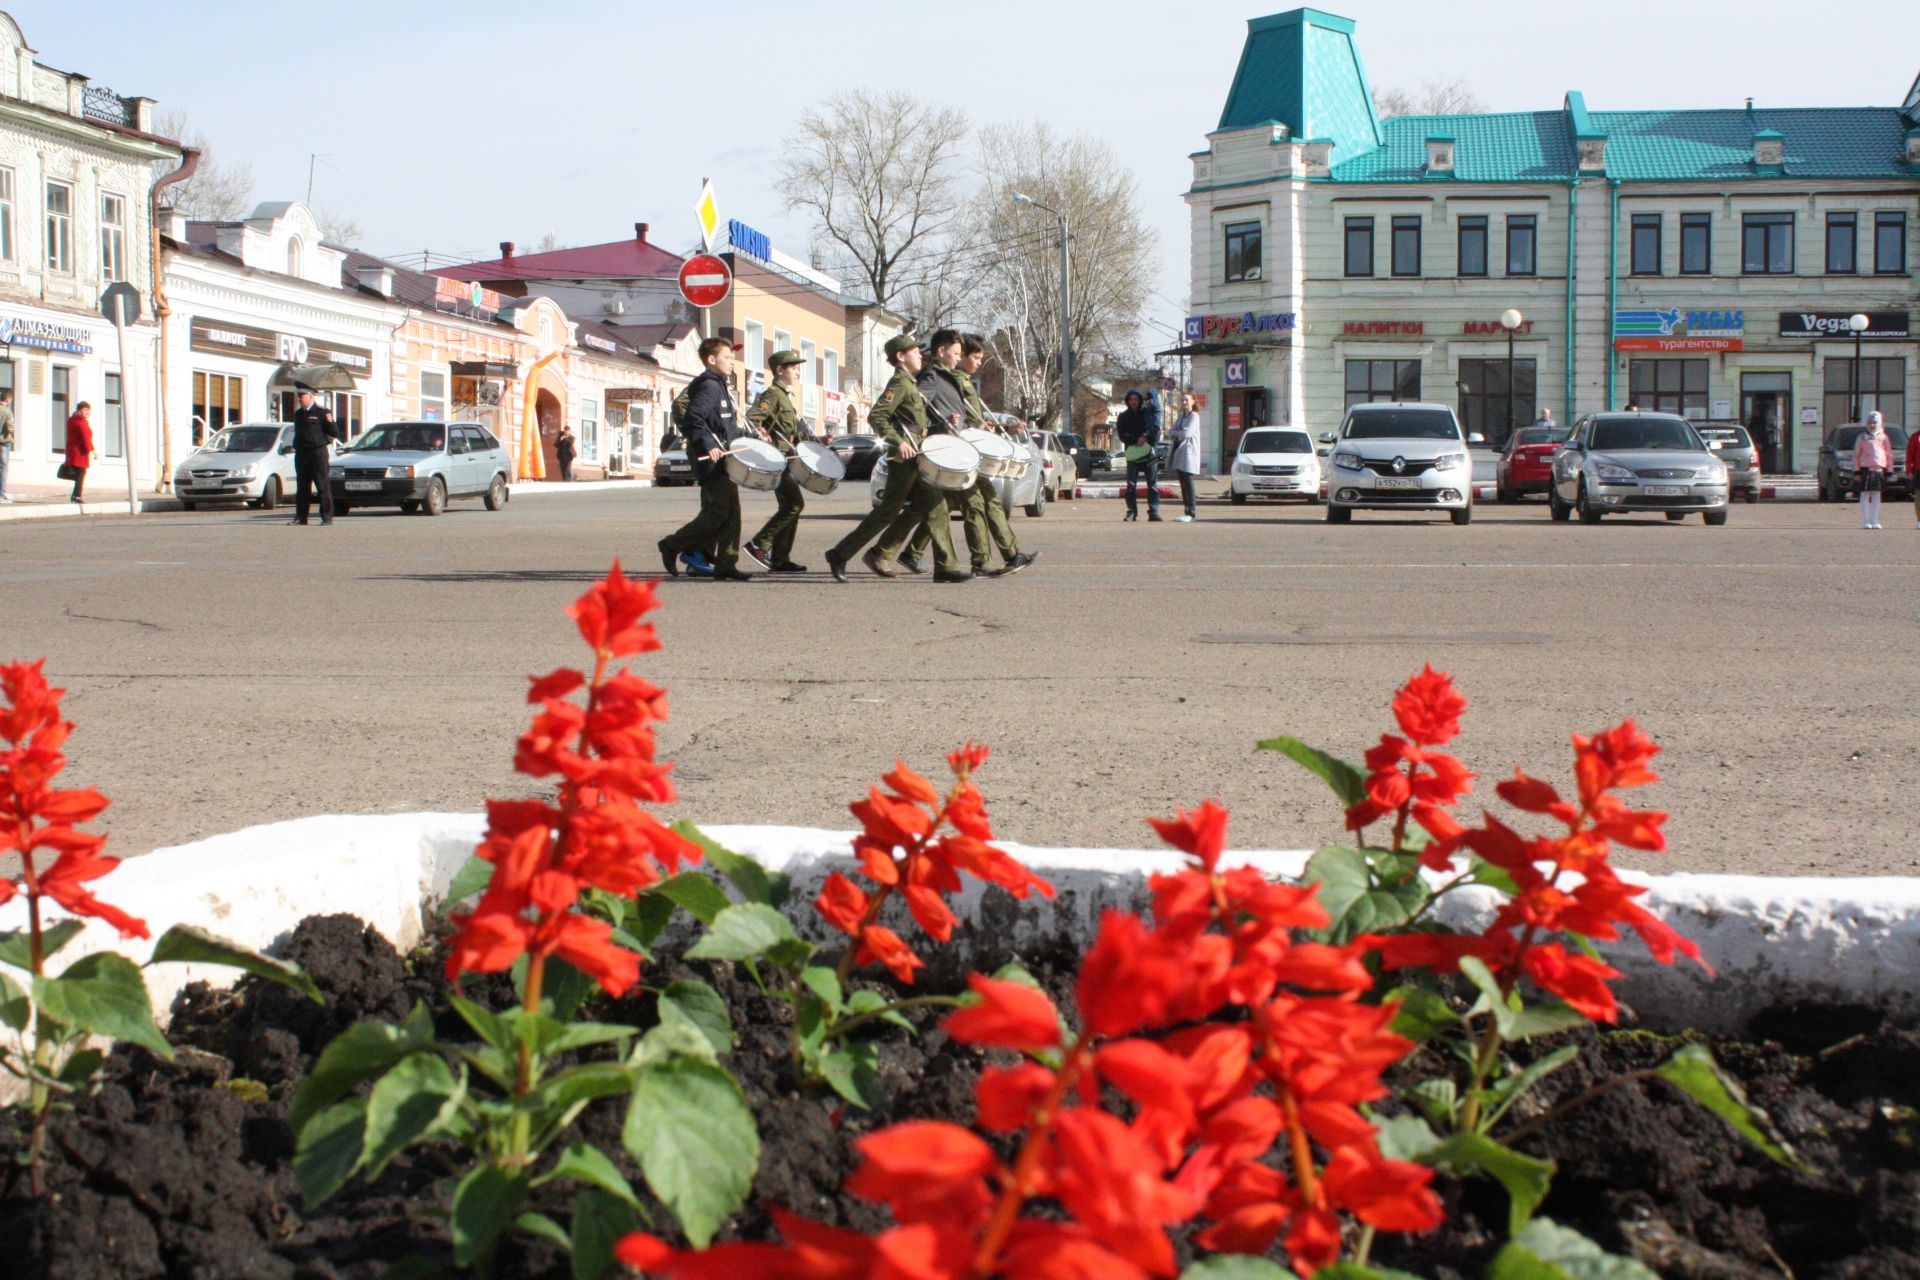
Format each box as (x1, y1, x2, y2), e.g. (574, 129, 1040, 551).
(1179, 8, 1920, 477)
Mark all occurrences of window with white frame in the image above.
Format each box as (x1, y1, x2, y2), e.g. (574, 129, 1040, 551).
(773, 329, 792, 360)
(823, 348, 840, 393)
(420, 370, 447, 420)
(799, 338, 817, 386)
(580, 399, 599, 461)
(0, 167, 14, 260)
(103, 371, 125, 458)
(287, 237, 303, 277)
(100, 193, 127, 282)
(45, 180, 73, 274)
(743, 319, 765, 371)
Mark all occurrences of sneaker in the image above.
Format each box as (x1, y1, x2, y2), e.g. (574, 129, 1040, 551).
(1147, 512, 1164, 522)
(1176, 514, 1193, 523)
(896, 555, 925, 575)
(987, 552, 1036, 577)
(769, 561, 808, 573)
(862, 548, 898, 579)
(684, 552, 715, 578)
(713, 566, 755, 581)
(742, 543, 773, 569)
(933, 568, 974, 583)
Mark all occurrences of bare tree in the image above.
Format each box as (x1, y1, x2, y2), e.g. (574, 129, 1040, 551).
(778, 90, 973, 310)
(316, 209, 364, 246)
(152, 107, 254, 220)
(1373, 77, 1486, 120)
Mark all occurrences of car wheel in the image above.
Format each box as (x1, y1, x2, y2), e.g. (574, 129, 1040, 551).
(1230, 490, 1247, 505)
(1665, 511, 1687, 521)
(258, 476, 281, 511)
(1451, 505, 1472, 525)
(400, 500, 421, 514)
(1703, 510, 1728, 526)
(1577, 483, 1603, 524)
(1548, 485, 1571, 522)
(422, 478, 447, 516)
(335, 502, 350, 515)
(1326, 504, 1352, 524)
(1744, 489, 1759, 504)
(1496, 485, 1516, 504)
(484, 474, 508, 511)
(1024, 483, 1046, 517)
(1307, 492, 1322, 506)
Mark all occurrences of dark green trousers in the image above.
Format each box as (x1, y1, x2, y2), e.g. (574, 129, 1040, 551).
(748, 473, 805, 563)
(900, 476, 1017, 568)
(832, 460, 958, 571)
(661, 471, 740, 569)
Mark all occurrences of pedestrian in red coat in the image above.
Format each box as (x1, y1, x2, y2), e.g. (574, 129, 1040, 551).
(64, 401, 93, 503)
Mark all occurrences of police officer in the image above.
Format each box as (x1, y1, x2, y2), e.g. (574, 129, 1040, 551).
(822, 333, 962, 583)
(742, 349, 811, 573)
(658, 337, 753, 581)
(289, 383, 344, 525)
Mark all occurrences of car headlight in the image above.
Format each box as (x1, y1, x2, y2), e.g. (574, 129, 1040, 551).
(1332, 452, 1363, 471)
(1693, 464, 1726, 482)
(1231, 458, 1248, 473)
(329, 467, 345, 478)
(231, 461, 260, 478)
(387, 465, 414, 479)
(1433, 452, 1467, 471)
(1593, 461, 1637, 483)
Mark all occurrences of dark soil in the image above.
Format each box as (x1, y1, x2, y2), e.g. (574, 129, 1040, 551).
(1, 915, 1914, 1279)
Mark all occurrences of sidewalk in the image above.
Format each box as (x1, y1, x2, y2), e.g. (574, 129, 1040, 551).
(0, 475, 653, 523)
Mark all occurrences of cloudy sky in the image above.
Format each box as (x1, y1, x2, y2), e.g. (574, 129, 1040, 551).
(25, 0, 1919, 351)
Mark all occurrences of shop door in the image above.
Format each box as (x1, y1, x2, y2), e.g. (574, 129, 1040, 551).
(1222, 387, 1267, 459)
(1740, 374, 1793, 472)
(536, 389, 562, 479)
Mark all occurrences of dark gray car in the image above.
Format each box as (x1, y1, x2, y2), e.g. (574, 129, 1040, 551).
(1549, 412, 1729, 525)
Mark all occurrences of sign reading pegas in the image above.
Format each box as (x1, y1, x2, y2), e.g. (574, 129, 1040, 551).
(1185, 312, 1296, 342)
(1613, 307, 1745, 352)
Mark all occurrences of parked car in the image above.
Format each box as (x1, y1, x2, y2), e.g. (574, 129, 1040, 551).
(1494, 424, 1572, 501)
(1548, 412, 1729, 525)
(1229, 426, 1322, 504)
(1085, 445, 1115, 475)
(330, 421, 511, 516)
(652, 432, 695, 486)
(1029, 431, 1077, 502)
(1322, 402, 1480, 525)
(871, 431, 1050, 517)
(825, 433, 885, 480)
(1817, 422, 1912, 502)
(173, 423, 298, 510)
(1055, 431, 1093, 479)
(1690, 421, 1761, 503)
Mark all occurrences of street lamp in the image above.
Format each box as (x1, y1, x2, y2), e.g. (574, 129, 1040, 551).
(1014, 192, 1071, 439)
(1848, 312, 1870, 420)
(1500, 308, 1524, 447)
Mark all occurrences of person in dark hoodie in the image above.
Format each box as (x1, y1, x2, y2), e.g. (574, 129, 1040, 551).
(657, 337, 752, 581)
(1115, 389, 1162, 521)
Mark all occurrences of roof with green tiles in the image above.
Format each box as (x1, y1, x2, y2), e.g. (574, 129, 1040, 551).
(1328, 111, 1572, 182)
(1217, 9, 1380, 167)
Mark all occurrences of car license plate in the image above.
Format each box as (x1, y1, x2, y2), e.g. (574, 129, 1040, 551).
(190, 480, 222, 488)
(1644, 485, 1686, 497)
(1376, 477, 1420, 490)
(345, 480, 382, 491)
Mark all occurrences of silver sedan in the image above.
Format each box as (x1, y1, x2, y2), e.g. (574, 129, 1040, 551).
(1550, 412, 1730, 525)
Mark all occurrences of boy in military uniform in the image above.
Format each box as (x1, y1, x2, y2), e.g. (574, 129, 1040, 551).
(657, 338, 753, 581)
(822, 333, 962, 583)
(742, 349, 810, 573)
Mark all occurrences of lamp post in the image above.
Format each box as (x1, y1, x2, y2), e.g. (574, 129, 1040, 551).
(1500, 308, 1524, 449)
(1848, 312, 1870, 420)
(1014, 192, 1070, 438)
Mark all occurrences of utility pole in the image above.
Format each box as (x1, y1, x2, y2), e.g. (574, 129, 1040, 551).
(1014, 193, 1070, 436)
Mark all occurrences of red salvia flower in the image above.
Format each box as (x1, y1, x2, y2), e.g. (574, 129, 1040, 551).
(1343, 667, 1475, 852)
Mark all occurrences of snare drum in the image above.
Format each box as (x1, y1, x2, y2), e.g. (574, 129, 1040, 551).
(788, 440, 845, 495)
(916, 434, 981, 491)
(999, 434, 1034, 479)
(724, 438, 787, 491)
(959, 428, 1017, 479)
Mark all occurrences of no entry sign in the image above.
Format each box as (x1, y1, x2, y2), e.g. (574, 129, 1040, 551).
(678, 254, 732, 309)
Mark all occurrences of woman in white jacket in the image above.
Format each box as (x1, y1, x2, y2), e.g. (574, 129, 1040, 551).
(1168, 393, 1203, 521)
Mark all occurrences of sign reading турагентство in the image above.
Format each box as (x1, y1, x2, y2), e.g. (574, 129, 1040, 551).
(1186, 312, 1296, 342)
(1777, 311, 1910, 340)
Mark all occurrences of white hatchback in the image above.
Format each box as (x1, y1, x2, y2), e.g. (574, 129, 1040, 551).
(173, 423, 299, 510)
(1229, 426, 1322, 504)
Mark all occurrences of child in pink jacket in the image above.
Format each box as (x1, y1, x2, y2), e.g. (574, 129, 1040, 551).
(1852, 411, 1893, 529)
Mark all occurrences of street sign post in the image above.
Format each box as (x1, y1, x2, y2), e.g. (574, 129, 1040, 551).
(678, 254, 732, 309)
(99, 283, 143, 514)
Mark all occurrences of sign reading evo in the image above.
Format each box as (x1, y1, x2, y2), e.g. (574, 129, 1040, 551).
(1777, 311, 1909, 340)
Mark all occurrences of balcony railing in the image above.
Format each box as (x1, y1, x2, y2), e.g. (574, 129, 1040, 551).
(80, 84, 135, 127)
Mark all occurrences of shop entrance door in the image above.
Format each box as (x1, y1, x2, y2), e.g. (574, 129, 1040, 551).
(1740, 373, 1793, 472)
(1222, 387, 1267, 461)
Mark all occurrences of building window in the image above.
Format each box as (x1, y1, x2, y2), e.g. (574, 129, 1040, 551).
(103, 371, 125, 459)
(1875, 212, 1906, 275)
(773, 329, 792, 359)
(1457, 216, 1488, 277)
(100, 193, 127, 282)
(1680, 213, 1711, 274)
(1457, 358, 1537, 451)
(1825, 213, 1857, 274)
(1223, 220, 1261, 282)
(743, 319, 764, 371)
(799, 337, 817, 387)
(0, 167, 14, 260)
(1344, 217, 1373, 277)
(823, 348, 840, 393)
(45, 180, 73, 274)
(1742, 213, 1794, 274)
(420, 370, 447, 420)
(1630, 214, 1662, 275)
(580, 399, 599, 462)
(1344, 359, 1420, 410)
(287, 237, 302, 277)
(50, 366, 73, 452)
(1824, 358, 1906, 427)
(1390, 216, 1421, 277)
(331, 391, 364, 439)
(1506, 215, 1537, 276)
(192, 371, 244, 442)
(1628, 359, 1709, 419)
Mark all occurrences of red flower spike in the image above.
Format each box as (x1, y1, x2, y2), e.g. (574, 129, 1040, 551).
(976, 1062, 1057, 1132)
(1146, 801, 1231, 872)
(944, 974, 1062, 1052)
(815, 872, 870, 936)
(1076, 910, 1186, 1038)
(846, 1121, 1000, 1226)
(565, 559, 662, 659)
(883, 760, 940, 807)
(1393, 664, 1468, 746)
(855, 924, 925, 985)
(946, 740, 990, 776)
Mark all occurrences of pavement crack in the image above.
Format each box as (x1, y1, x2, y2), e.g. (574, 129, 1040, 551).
(62, 607, 163, 633)
(932, 605, 1006, 633)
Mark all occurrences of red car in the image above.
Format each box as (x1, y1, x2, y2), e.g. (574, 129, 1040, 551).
(1496, 425, 1572, 500)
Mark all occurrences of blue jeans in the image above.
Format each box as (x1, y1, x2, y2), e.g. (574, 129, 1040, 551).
(1126, 458, 1160, 516)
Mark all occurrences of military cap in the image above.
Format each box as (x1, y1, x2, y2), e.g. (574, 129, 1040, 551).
(768, 349, 805, 369)
(295, 381, 316, 394)
(883, 333, 922, 358)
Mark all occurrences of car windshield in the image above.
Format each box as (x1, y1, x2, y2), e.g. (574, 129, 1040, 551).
(1343, 409, 1460, 440)
(1241, 429, 1312, 454)
(1057, 434, 1085, 451)
(207, 427, 281, 453)
(1831, 425, 1910, 451)
(1512, 427, 1570, 448)
(1589, 417, 1700, 452)
(349, 425, 445, 453)
(660, 433, 684, 452)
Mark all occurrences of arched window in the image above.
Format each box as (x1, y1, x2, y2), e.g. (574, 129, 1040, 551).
(287, 237, 303, 276)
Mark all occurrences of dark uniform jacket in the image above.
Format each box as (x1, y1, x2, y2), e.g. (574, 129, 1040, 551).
(291, 403, 343, 451)
(1115, 405, 1158, 448)
(868, 367, 931, 458)
(916, 365, 970, 437)
(681, 369, 741, 482)
(746, 383, 805, 454)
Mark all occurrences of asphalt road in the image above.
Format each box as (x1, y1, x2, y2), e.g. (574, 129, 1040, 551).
(3, 484, 1916, 879)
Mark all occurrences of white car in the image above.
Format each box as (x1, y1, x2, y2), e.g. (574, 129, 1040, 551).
(1323, 402, 1481, 525)
(174, 423, 299, 510)
(1229, 426, 1322, 504)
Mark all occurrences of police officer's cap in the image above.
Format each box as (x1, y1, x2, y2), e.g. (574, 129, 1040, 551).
(295, 381, 316, 394)
(883, 333, 922, 358)
(768, 349, 805, 369)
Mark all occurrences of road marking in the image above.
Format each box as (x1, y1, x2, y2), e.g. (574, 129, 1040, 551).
(1085, 562, 1920, 570)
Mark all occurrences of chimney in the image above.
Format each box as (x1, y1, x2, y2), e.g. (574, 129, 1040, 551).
(1425, 134, 1455, 175)
(1752, 129, 1784, 170)
(635, 222, 649, 242)
(157, 207, 186, 241)
(1905, 126, 1920, 166)
(355, 264, 395, 299)
(500, 241, 515, 260)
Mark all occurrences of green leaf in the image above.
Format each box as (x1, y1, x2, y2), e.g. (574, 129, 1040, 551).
(1653, 1043, 1802, 1169)
(33, 952, 172, 1060)
(820, 1040, 881, 1109)
(543, 1142, 643, 1209)
(1388, 984, 1463, 1045)
(800, 967, 844, 1011)
(1470, 858, 1521, 896)
(629, 893, 676, 952)
(686, 903, 805, 965)
(1483, 1045, 1580, 1132)
(444, 854, 495, 907)
(1486, 1217, 1660, 1280)
(291, 1005, 437, 1135)
(1177, 1258, 1297, 1279)
(672, 821, 789, 908)
(1410, 1077, 1460, 1126)
(510, 953, 599, 1022)
(1505, 999, 1590, 1042)
(450, 995, 514, 1054)
(149, 924, 323, 1003)
(0, 920, 86, 971)
(295, 1098, 368, 1206)
(452, 1163, 529, 1267)
(514, 1210, 573, 1251)
(624, 1057, 758, 1247)
(571, 1187, 641, 1280)
(1312, 1265, 1430, 1280)
(1304, 845, 1428, 944)
(843, 989, 915, 1031)
(634, 1019, 722, 1068)
(1256, 735, 1367, 807)
(0, 971, 28, 1032)
(56, 1047, 105, 1088)
(1375, 1112, 1442, 1161)
(373, 1258, 440, 1280)
(659, 979, 734, 1056)
(653, 872, 734, 927)
(543, 1020, 640, 1057)
(1422, 1131, 1555, 1235)
(361, 1052, 464, 1179)
(534, 1061, 638, 1112)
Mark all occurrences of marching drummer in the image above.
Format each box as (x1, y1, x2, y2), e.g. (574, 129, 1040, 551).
(743, 349, 811, 574)
(657, 337, 753, 581)
(822, 333, 963, 583)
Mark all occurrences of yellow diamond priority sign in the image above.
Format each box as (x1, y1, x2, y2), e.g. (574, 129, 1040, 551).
(694, 180, 720, 252)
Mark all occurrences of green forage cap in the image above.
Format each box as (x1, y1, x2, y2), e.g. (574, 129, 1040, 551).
(768, 349, 804, 368)
(883, 333, 922, 357)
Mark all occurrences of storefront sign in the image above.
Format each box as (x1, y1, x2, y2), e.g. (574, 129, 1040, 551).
(579, 332, 618, 354)
(1343, 320, 1423, 336)
(728, 219, 771, 262)
(1224, 357, 1249, 387)
(803, 384, 820, 418)
(824, 389, 844, 426)
(433, 277, 503, 313)
(1613, 308, 1744, 352)
(1185, 312, 1296, 341)
(1226, 405, 1243, 430)
(0, 314, 92, 354)
(1462, 319, 1535, 335)
(189, 317, 372, 373)
(1777, 311, 1909, 340)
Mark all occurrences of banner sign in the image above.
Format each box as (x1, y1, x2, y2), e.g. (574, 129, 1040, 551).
(1185, 312, 1296, 342)
(0, 314, 92, 354)
(189, 317, 371, 372)
(1613, 307, 1745, 352)
(1777, 310, 1909, 340)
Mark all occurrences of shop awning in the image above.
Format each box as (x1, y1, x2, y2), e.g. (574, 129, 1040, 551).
(451, 360, 518, 379)
(1154, 340, 1292, 359)
(269, 361, 360, 391)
